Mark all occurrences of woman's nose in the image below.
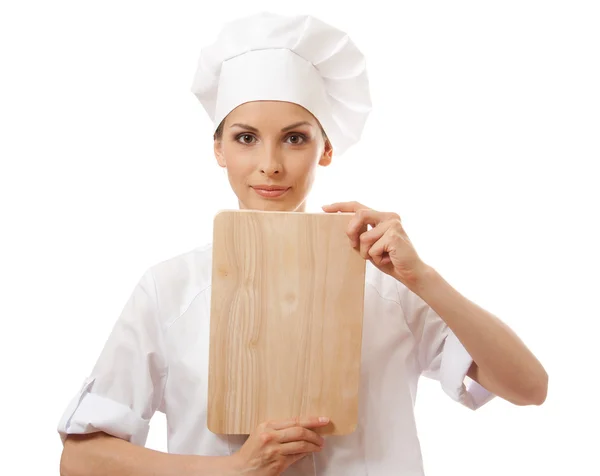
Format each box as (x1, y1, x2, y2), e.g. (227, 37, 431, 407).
(259, 149, 282, 176)
(260, 164, 280, 175)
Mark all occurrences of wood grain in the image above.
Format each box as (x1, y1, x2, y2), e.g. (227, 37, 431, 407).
(207, 210, 366, 435)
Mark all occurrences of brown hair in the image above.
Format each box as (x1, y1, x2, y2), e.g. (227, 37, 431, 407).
(213, 119, 225, 141)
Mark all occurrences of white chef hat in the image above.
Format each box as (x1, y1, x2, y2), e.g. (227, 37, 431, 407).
(190, 12, 372, 156)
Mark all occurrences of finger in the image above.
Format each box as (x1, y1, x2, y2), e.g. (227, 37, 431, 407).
(358, 221, 393, 260)
(368, 228, 399, 266)
(378, 255, 392, 266)
(287, 453, 310, 466)
(347, 209, 386, 247)
(276, 427, 325, 447)
(269, 416, 330, 431)
(279, 441, 323, 456)
(322, 201, 369, 213)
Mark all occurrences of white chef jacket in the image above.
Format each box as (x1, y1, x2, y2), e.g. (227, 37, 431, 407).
(57, 243, 494, 475)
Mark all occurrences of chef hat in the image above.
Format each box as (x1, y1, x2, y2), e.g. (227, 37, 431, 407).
(190, 12, 372, 156)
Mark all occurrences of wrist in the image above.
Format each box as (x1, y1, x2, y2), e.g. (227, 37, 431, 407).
(403, 262, 437, 296)
(223, 453, 245, 475)
(189, 454, 245, 476)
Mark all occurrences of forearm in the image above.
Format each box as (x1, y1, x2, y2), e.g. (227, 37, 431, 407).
(408, 265, 548, 406)
(61, 433, 238, 476)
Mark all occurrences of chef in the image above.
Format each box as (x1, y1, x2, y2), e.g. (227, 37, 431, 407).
(58, 11, 548, 476)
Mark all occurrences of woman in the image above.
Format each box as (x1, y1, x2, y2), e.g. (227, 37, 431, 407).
(58, 12, 548, 476)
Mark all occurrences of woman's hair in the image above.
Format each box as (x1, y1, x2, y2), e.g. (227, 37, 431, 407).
(213, 118, 330, 144)
(213, 119, 226, 141)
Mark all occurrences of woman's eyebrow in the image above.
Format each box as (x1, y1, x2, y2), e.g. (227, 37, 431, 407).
(229, 121, 314, 133)
(281, 121, 313, 132)
(229, 123, 259, 132)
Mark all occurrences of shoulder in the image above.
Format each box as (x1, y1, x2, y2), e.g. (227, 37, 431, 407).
(148, 243, 213, 286)
(364, 260, 408, 306)
(143, 243, 214, 323)
(364, 262, 429, 327)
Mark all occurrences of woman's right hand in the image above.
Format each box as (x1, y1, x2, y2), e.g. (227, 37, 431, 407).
(228, 416, 329, 475)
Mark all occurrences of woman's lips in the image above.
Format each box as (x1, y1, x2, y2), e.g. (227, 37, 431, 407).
(251, 187, 290, 198)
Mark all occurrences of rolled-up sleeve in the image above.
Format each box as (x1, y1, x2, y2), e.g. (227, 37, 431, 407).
(398, 282, 495, 410)
(57, 269, 168, 445)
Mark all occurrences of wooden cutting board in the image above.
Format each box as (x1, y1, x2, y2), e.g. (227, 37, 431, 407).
(207, 210, 366, 435)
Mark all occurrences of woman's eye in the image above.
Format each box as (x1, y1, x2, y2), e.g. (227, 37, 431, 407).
(237, 134, 255, 144)
(287, 134, 306, 145)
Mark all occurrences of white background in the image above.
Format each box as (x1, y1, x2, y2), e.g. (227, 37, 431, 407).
(1, 1, 599, 474)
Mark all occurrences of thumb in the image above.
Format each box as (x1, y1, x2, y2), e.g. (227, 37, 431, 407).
(287, 453, 309, 465)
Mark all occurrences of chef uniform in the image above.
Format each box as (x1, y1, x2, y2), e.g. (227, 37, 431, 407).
(57, 12, 494, 475)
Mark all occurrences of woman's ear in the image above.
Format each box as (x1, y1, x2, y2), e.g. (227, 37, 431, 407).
(214, 139, 226, 168)
(318, 139, 333, 166)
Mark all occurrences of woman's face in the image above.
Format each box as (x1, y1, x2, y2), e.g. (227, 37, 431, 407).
(214, 101, 333, 212)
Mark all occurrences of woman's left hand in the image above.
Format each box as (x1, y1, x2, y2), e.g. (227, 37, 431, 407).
(322, 202, 429, 288)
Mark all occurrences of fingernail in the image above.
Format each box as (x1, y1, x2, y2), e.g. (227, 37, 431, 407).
(319, 417, 329, 423)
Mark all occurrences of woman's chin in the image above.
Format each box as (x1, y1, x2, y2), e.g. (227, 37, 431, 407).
(242, 197, 301, 212)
